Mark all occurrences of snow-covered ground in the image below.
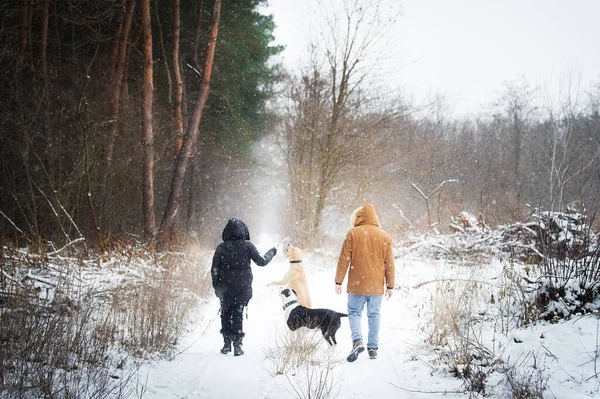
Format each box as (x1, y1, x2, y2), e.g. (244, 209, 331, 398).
(136, 248, 460, 398)
(134, 240, 600, 398)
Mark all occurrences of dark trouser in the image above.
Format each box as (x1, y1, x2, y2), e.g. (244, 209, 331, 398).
(220, 299, 246, 341)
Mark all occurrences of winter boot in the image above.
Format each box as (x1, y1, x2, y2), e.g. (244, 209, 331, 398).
(346, 340, 365, 362)
(220, 335, 232, 354)
(367, 347, 378, 359)
(232, 332, 245, 356)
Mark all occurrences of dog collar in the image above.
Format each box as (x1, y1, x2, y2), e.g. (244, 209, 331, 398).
(282, 300, 297, 310)
(289, 260, 302, 263)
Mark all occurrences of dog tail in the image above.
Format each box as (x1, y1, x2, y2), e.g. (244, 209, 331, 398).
(339, 313, 348, 318)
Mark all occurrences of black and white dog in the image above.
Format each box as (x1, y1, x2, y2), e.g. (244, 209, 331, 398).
(279, 288, 348, 346)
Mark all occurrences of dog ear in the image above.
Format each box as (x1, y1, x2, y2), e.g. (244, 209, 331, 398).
(292, 289, 297, 296)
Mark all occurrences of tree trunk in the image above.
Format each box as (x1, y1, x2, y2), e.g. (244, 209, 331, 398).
(105, 0, 135, 167)
(160, 0, 221, 234)
(69, 0, 76, 75)
(172, 0, 184, 154)
(192, 1, 204, 70)
(109, 0, 126, 87)
(40, 0, 49, 88)
(141, 0, 156, 237)
(513, 112, 521, 182)
(17, 0, 30, 70)
(155, 0, 172, 104)
(40, 0, 53, 175)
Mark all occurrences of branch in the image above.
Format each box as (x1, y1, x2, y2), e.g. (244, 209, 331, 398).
(392, 203, 414, 228)
(0, 209, 28, 238)
(414, 278, 500, 289)
(2, 270, 25, 287)
(400, 167, 428, 200)
(185, 62, 201, 77)
(430, 179, 459, 196)
(389, 382, 465, 395)
(46, 237, 86, 257)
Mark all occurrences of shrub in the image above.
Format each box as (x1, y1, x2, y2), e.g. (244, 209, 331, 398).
(0, 241, 212, 398)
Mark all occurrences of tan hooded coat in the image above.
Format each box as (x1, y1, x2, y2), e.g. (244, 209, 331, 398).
(335, 204, 395, 295)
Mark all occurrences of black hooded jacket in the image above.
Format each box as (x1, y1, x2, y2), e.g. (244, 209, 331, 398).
(211, 218, 276, 304)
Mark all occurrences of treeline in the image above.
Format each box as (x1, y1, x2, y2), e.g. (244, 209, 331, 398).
(0, 0, 281, 245)
(284, 78, 600, 241)
(276, 0, 600, 244)
(0, 0, 598, 248)
(383, 82, 600, 236)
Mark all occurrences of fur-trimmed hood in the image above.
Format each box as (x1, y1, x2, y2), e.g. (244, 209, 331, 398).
(351, 204, 381, 227)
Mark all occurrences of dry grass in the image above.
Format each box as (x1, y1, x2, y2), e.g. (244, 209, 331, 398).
(264, 327, 327, 375)
(264, 327, 341, 399)
(429, 277, 492, 365)
(425, 260, 552, 398)
(0, 241, 213, 398)
(286, 361, 340, 399)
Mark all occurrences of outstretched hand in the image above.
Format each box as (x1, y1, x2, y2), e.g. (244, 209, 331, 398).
(335, 284, 342, 295)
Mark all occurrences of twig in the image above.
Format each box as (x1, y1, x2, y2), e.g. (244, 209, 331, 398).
(541, 343, 577, 381)
(185, 62, 201, 77)
(464, 235, 494, 249)
(170, 317, 214, 358)
(46, 237, 86, 256)
(392, 203, 414, 228)
(2, 270, 25, 287)
(389, 382, 465, 395)
(24, 271, 56, 286)
(414, 278, 500, 289)
(0, 209, 29, 240)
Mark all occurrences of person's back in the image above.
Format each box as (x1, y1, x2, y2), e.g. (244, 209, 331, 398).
(336, 204, 394, 296)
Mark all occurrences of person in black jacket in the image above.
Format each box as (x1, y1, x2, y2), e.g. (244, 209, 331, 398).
(211, 217, 277, 356)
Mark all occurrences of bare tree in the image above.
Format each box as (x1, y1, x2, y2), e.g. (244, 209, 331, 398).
(543, 77, 600, 212)
(172, 0, 184, 154)
(402, 169, 458, 229)
(502, 81, 537, 183)
(281, 0, 402, 245)
(141, 0, 156, 237)
(106, 0, 135, 168)
(160, 0, 222, 234)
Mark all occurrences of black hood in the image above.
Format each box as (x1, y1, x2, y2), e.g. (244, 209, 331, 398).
(222, 218, 250, 241)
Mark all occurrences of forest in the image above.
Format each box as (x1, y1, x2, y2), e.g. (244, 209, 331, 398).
(0, 0, 598, 249)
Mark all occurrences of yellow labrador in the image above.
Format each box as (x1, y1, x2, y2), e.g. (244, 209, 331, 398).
(267, 243, 312, 308)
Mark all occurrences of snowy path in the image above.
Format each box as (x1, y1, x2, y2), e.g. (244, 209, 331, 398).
(137, 250, 464, 398)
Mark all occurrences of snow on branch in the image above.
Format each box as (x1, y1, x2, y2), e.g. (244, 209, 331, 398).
(46, 237, 86, 257)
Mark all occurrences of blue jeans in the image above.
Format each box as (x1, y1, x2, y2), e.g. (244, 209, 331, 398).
(347, 294, 382, 349)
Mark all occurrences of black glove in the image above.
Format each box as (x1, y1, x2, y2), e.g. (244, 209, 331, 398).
(266, 247, 277, 260)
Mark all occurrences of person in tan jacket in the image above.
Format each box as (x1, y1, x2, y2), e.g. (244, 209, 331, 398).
(335, 203, 395, 361)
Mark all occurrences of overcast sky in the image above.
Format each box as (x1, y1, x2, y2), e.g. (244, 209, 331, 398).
(264, 0, 600, 116)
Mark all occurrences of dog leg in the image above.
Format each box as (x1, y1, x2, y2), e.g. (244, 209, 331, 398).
(267, 272, 291, 286)
(322, 328, 334, 346)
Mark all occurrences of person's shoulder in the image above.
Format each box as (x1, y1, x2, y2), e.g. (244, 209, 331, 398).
(214, 242, 226, 254)
(375, 226, 392, 240)
(346, 227, 358, 237)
